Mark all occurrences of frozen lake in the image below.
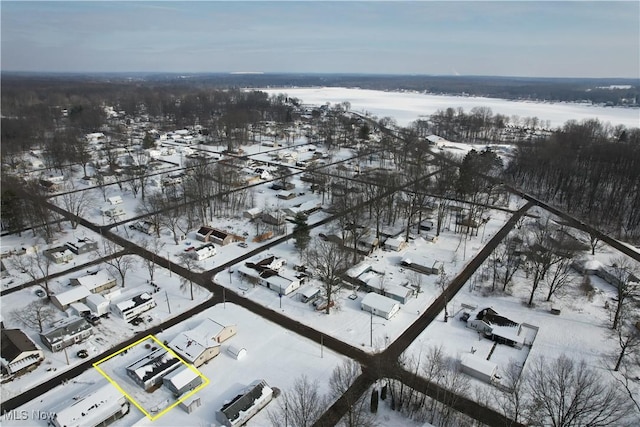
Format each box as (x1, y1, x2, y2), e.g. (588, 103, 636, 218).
(259, 87, 640, 129)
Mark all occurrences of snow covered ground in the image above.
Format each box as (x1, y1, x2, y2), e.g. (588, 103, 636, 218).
(259, 87, 640, 129)
(1, 303, 348, 427)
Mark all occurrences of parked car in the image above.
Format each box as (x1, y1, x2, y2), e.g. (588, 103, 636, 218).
(77, 349, 88, 358)
(35, 288, 46, 298)
(238, 242, 248, 248)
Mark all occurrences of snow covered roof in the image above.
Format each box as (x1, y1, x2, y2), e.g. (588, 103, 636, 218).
(41, 316, 92, 343)
(127, 348, 180, 383)
(53, 286, 92, 306)
(73, 269, 115, 291)
(164, 365, 200, 390)
(1, 329, 40, 362)
(460, 353, 497, 377)
(51, 383, 124, 427)
(86, 293, 108, 306)
(169, 318, 228, 363)
(361, 292, 400, 314)
(115, 293, 154, 313)
(346, 262, 372, 279)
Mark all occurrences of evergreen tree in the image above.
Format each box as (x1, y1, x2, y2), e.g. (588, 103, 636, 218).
(292, 212, 311, 254)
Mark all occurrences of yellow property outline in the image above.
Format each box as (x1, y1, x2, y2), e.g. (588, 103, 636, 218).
(93, 334, 210, 421)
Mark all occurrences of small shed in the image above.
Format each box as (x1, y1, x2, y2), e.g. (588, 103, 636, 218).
(163, 365, 203, 396)
(179, 394, 202, 414)
(361, 292, 400, 320)
(228, 345, 247, 360)
(460, 353, 497, 383)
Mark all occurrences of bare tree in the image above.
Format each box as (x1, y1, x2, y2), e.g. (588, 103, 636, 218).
(494, 359, 528, 426)
(306, 238, 350, 314)
(9, 251, 53, 298)
(140, 238, 165, 283)
(60, 189, 94, 229)
(11, 300, 56, 332)
(96, 241, 136, 287)
(607, 256, 640, 330)
(329, 360, 376, 427)
(267, 375, 326, 427)
(525, 354, 634, 426)
(544, 256, 574, 301)
(612, 317, 640, 372)
(178, 253, 201, 300)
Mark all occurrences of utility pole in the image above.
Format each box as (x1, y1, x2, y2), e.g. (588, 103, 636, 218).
(165, 290, 171, 314)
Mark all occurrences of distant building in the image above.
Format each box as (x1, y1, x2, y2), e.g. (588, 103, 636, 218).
(65, 238, 98, 255)
(216, 380, 273, 427)
(39, 316, 93, 352)
(43, 246, 74, 264)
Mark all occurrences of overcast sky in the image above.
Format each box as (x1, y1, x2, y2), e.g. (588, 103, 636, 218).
(2, 1, 639, 78)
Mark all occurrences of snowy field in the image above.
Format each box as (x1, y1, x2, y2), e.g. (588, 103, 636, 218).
(259, 87, 640, 129)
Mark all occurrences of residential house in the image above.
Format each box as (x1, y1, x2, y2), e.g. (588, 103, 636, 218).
(43, 246, 74, 264)
(466, 307, 525, 348)
(65, 238, 98, 255)
(111, 293, 156, 321)
(107, 196, 123, 205)
(39, 316, 93, 352)
(70, 269, 117, 294)
(239, 257, 299, 295)
(359, 271, 414, 304)
(216, 380, 274, 427)
(126, 348, 182, 391)
(243, 208, 262, 220)
(400, 257, 442, 276)
(193, 243, 216, 261)
(1, 329, 44, 376)
(101, 204, 125, 218)
(51, 286, 92, 311)
(276, 190, 296, 200)
(163, 365, 203, 396)
(384, 236, 407, 252)
(49, 382, 129, 427)
(169, 318, 236, 367)
(361, 292, 401, 320)
(196, 227, 243, 246)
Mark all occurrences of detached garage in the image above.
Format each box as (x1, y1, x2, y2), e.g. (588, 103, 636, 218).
(361, 292, 400, 320)
(460, 353, 497, 383)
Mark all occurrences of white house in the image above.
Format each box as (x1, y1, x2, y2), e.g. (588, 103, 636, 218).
(169, 318, 236, 367)
(101, 205, 125, 218)
(51, 286, 92, 311)
(264, 273, 301, 296)
(111, 293, 156, 321)
(70, 269, 117, 293)
(384, 236, 407, 252)
(193, 243, 216, 261)
(49, 382, 129, 427)
(107, 196, 123, 205)
(361, 292, 400, 320)
(216, 380, 273, 427)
